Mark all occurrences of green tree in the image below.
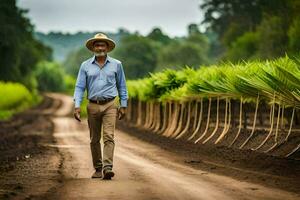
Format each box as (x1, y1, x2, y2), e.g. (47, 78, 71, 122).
(157, 41, 209, 70)
(113, 34, 158, 79)
(200, 0, 288, 38)
(0, 0, 51, 87)
(288, 16, 300, 53)
(147, 27, 171, 45)
(201, 0, 263, 38)
(226, 31, 259, 61)
(186, 24, 210, 54)
(188, 23, 201, 35)
(200, 0, 295, 61)
(256, 15, 288, 59)
(63, 47, 92, 76)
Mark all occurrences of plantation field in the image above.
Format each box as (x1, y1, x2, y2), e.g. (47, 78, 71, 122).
(126, 56, 300, 158)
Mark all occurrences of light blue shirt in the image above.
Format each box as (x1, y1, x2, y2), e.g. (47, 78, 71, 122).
(73, 55, 128, 108)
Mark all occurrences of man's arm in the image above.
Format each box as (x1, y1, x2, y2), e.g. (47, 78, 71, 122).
(73, 63, 87, 108)
(73, 64, 86, 122)
(116, 62, 128, 120)
(116, 62, 128, 108)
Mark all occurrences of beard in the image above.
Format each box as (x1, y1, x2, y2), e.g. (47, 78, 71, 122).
(94, 51, 106, 57)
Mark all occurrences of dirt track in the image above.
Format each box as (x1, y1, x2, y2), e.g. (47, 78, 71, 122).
(44, 93, 299, 200)
(1, 93, 300, 200)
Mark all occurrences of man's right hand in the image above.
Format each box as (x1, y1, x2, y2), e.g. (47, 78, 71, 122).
(74, 107, 81, 122)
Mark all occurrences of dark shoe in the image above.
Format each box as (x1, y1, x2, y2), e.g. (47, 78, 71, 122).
(91, 168, 102, 178)
(103, 168, 115, 180)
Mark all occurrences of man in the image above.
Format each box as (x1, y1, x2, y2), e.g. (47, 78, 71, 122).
(73, 33, 128, 180)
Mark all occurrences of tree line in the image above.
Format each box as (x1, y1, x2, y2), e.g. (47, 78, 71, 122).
(64, 0, 300, 80)
(201, 0, 300, 61)
(2, 0, 300, 91)
(0, 0, 52, 89)
(0, 0, 73, 93)
(64, 25, 211, 80)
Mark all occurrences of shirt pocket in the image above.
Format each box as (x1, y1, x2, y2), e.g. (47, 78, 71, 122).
(86, 68, 99, 79)
(106, 71, 116, 84)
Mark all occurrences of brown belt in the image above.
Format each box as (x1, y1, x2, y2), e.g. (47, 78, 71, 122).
(89, 97, 115, 105)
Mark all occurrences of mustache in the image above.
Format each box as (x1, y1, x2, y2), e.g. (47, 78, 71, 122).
(94, 49, 106, 52)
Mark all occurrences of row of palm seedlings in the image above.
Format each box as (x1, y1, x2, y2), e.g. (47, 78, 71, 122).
(125, 56, 300, 157)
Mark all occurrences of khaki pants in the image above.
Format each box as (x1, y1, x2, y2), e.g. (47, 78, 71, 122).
(87, 99, 117, 170)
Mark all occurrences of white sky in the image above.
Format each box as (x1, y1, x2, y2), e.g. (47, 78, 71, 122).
(17, 0, 204, 37)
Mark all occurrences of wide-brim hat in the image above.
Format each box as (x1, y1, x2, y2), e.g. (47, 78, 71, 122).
(85, 33, 116, 52)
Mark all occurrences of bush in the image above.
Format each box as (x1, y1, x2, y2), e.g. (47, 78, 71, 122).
(35, 61, 66, 92)
(64, 74, 76, 95)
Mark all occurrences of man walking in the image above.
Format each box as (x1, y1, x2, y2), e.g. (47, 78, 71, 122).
(73, 33, 128, 180)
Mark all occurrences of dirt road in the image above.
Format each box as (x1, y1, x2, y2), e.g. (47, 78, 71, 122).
(41, 93, 299, 200)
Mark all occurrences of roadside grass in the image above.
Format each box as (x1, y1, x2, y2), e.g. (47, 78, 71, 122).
(0, 82, 41, 120)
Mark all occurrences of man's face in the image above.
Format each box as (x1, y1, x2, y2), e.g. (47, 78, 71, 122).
(93, 41, 108, 57)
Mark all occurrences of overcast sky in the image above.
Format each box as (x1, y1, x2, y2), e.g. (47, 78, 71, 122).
(17, 0, 204, 37)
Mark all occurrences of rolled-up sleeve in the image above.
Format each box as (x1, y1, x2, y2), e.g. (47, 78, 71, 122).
(116, 62, 128, 107)
(73, 64, 86, 108)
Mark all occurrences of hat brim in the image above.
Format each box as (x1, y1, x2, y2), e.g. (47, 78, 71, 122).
(86, 38, 115, 52)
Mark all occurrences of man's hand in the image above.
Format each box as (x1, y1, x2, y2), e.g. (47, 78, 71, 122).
(73, 107, 81, 122)
(118, 107, 126, 120)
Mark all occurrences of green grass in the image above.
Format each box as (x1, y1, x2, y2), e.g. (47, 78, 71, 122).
(0, 82, 41, 120)
(64, 74, 76, 96)
(80, 97, 88, 118)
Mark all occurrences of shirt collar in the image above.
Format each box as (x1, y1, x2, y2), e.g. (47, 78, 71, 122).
(90, 55, 111, 65)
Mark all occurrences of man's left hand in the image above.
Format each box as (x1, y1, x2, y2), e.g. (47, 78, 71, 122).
(118, 107, 126, 120)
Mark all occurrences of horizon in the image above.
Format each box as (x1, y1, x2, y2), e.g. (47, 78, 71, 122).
(34, 27, 189, 38)
(17, 0, 204, 37)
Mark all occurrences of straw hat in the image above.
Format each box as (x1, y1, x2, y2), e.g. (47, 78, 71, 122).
(85, 33, 116, 52)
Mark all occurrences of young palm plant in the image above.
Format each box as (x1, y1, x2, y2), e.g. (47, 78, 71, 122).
(126, 56, 300, 157)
